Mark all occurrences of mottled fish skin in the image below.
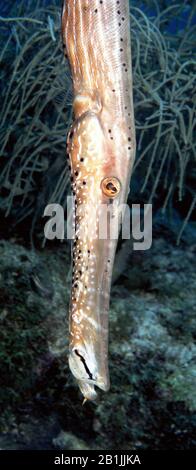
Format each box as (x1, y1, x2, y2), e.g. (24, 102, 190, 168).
(62, 0, 136, 401)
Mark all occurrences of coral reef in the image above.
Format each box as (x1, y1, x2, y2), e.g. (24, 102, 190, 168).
(0, 1, 71, 240)
(53, 431, 90, 451)
(0, 0, 195, 240)
(0, 0, 195, 452)
(0, 236, 195, 450)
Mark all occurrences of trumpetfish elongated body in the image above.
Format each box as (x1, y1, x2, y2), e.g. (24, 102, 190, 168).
(62, 0, 136, 401)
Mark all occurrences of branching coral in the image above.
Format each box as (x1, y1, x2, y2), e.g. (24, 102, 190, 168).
(131, 3, 195, 220)
(0, 2, 72, 238)
(0, 0, 195, 241)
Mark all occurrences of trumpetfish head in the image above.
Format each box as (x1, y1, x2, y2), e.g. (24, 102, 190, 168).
(62, 0, 136, 401)
(67, 105, 133, 401)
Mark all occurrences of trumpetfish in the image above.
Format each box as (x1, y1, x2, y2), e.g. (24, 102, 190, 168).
(62, 0, 136, 401)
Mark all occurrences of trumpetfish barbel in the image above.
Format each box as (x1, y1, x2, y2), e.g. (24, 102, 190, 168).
(62, 0, 136, 401)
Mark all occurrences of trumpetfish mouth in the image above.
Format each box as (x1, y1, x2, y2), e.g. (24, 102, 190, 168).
(62, 0, 136, 401)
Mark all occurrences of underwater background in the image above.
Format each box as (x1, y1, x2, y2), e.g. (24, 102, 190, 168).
(0, 0, 195, 450)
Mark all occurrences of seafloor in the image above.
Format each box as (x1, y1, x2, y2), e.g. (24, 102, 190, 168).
(0, 223, 195, 450)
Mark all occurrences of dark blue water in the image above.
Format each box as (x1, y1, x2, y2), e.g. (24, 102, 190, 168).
(1, 0, 195, 32)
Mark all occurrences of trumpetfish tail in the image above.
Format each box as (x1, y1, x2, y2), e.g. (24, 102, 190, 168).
(62, 0, 136, 401)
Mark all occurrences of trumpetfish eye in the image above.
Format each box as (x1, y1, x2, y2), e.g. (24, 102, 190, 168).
(101, 177, 121, 198)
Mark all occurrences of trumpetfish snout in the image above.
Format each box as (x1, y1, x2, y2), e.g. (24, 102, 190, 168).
(62, 0, 136, 401)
